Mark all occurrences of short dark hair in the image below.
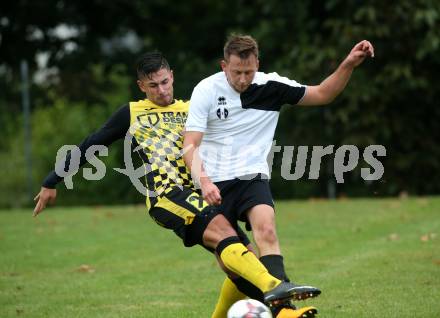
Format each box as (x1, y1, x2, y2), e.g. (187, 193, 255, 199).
(223, 34, 259, 61)
(136, 51, 170, 80)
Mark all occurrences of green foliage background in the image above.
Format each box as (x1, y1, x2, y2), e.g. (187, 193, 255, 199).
(1, 0, 439, 207)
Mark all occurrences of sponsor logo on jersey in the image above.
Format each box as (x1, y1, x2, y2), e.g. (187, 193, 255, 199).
(137, 113, 160, 127)
(137, 112, 187, 127)
(161, 112, 187, 124)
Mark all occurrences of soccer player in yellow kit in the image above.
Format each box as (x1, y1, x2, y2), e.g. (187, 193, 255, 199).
(34, 51, 316, 317)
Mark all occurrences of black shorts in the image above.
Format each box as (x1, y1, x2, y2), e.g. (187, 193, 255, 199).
(149, 186, 250, 249)
(215, 174, 275, 230)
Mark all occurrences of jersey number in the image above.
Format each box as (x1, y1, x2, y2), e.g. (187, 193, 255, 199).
(185, 194, 209, 212)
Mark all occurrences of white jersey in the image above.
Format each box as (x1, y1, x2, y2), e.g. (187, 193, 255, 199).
(186, 71, 306, 182)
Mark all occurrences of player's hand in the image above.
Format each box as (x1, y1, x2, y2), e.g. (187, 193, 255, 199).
(33, 187, 57, 217)
(200, 177, 222, 206)
(344, 40, 374, 68)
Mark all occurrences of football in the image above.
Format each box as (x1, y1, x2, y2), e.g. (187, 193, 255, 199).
(227, 299, 272, 318)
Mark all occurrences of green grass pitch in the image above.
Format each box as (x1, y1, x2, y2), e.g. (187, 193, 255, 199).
(1, 197, 439, 317)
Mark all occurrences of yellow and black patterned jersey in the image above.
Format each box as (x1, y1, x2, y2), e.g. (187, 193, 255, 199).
(129, 99, 193, 208)
(42, 98, 194, 211)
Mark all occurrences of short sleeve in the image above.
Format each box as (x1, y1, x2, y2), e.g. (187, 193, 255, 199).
(241, 72, 307, 111)
(185, 83, 212, 132)
(266, 72, 306, 105)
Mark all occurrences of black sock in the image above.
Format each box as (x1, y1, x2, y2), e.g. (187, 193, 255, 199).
(260, 254, 290, 282)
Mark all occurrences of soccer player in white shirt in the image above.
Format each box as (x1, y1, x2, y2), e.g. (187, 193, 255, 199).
(184, 34, 374, 318)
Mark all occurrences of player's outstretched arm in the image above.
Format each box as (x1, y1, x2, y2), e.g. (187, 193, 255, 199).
(298, 40, 374, 106)
(33, 187, 57, 217)
(32, 105, 130, 218)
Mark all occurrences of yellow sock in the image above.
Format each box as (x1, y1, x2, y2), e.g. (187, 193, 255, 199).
(211, 277, 246, 318)
(219, 243, 281, 293)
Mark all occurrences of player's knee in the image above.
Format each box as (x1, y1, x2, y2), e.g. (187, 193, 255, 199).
(254, 223, 278, 245)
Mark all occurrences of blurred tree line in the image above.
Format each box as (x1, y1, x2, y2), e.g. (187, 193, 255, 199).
(0, 0, 439, 208)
